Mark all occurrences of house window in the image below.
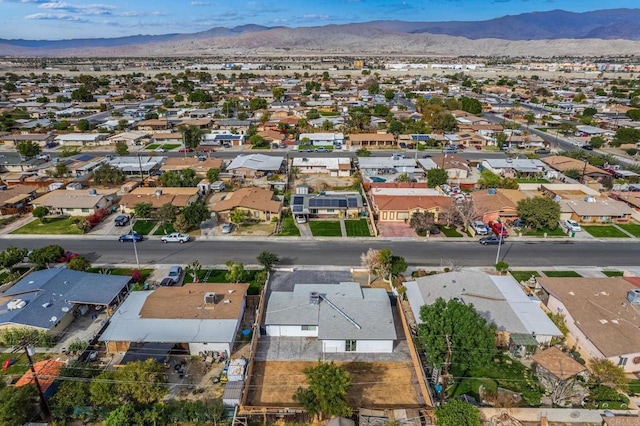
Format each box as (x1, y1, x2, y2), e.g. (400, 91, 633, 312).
(327, 209, 335, 213)
(345, 340, 357, 352)
(81, 208, 90, 213)
(619, 357, 628, 366)
(582, 216, 591, 221)
(301, 325, 317, 331)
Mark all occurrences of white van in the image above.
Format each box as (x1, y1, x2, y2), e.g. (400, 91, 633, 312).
(210, 181, 225, 192)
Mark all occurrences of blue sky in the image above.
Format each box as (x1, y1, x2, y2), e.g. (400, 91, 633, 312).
(0, 0, 634, 40)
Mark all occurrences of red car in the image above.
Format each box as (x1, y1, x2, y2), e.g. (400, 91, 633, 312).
(178, 147, 193, 153)
(488, 221, 508, 237)
(58, 250, 78, 263)
(199, 147, 215, 152)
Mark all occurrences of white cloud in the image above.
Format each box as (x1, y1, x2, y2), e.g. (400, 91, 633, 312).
(24, 12, 87, 21)
(303, 14, 330, 19)
(190, 1, 210, 5)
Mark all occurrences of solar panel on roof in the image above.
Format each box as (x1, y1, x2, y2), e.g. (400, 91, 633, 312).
(76, 154, 94, 162)
(292, 206, 303, 212)
(292, 196, 304, 205)
(347, 197, 358, 207)
(411, 134, 430, 141)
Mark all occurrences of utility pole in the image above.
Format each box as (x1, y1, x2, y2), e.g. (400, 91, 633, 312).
(24, 344, 50, 420)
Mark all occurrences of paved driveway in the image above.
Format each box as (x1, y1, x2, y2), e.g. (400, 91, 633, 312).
(377, 222, 417, 237)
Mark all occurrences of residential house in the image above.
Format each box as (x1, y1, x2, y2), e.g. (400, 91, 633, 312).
(471, 188, 527, 223)
(201, 133, 244, 147)
(536, 277, 640, 373)
(291, 189, 364, 220)
(292, 157, 352, 177)
(0, 133, 55, 147)
(107, 131, 149, 147)
(15, 360, 64, 398)
(531, 347, 588, 406)
(264, 281, 397, 353)
(226, 154, 285, 178)
(99, 284, 248, 356)
(348, 133, 396, 149)
(438, 154, 472, 180)
(151, 132, 183, 145)
(215, 118, 251, 135)
(119, 187, 199, 214)
(542, 155, 612, 181)
(107, 156, 164, 177)
(358, 155, 422, 182)
(31, 188, 117, 215)
(405, 271, 561, 347)
(299, 132, 345, 148)
(54, 133, 109, 146)
(368, 183, 451, 222)
(178, 118, 212, 129)
(0, 269, 130, 336)
(160, 157, 224, 177)
(136, 119, 170, 132)
(559, 198, 633, 223)
(481, 158, 546, 179)
(211, 186, 281, 222)
(0, 184, 38, 215)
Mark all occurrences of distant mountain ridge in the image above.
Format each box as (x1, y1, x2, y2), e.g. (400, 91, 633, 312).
(1, 9, 640, 57)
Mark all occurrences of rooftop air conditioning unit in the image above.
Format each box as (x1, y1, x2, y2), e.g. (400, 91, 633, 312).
(627, 289, 640, 305)
(204, 292, 217, 304)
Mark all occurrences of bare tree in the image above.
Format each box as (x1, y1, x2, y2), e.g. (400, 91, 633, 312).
(452, 197, 480, 231)
(539, 375, 586, 406)
(360, 248, 381, 284)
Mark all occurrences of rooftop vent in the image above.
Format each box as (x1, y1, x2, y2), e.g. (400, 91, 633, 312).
(155, 189, 163, 197)
(7, 299, 26, 310)
(309, 291, 320, 305)
(627, 289, 640, 305)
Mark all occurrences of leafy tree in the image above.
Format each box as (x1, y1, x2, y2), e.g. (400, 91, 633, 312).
(377, 248, 407, 283)
(613, 128, 640, 146)
(564, 168, 582, 180)
(156, 203, 176, 225)
(427, 168, 448, 188)
(516, 196, 560, 230)
(133, 202, 153, 219)
(418, 297, 497, 372)
(67, 255, 90, 271)
(16, 140, 42, 158)
(626, 109, 640, 121)
(272, 87, 285, 101)
(50, 362, 100, 421)
(206, 168, 220, 182)
(293, 362, 351, 420)
(32, 205, 49, 223)
(0, 246, 27, 269)
(105, 403, 141, 426)
(249, 97, 267, 111)
(589, 136, 606, 148)
(494, 132, 507, 150)
(477, 169, 501, 189)
(384, 89, 395, 101)
(188, 89, 212, 103)
(92, 163, 125, 185)
(431, 111, 458, 132)
(229, 208, 248, 226)
(225, 260, 245, 283)
(558, 122, 577, 136)
(59, 146, 82, 158)
(71, 86, 93, 102)
(257, 250, 280, 271)
(29, 244, 64, 267)
(0, 384, 38, 426)
(460, 96, 482, 114)
(583, 107, 598, 117)
(159, 169, 199, 187)
(397, 172, 411, 182)
(356, 148, 371, 157)
(48, 162, 68, 178)
(495, 261, 510, 273)
(588, 358, 628, 390)
(180, 124, 204, 150)
(434, 399, 481, 426)
(117, 359, 167, 404)
(173, 214, 190, 233)
(181, 200, 210, 229)
(76, 118, 91, 131)
(115, 141, 129, 156)
(409, 211, 435, 235)
(249, 134, 267, 148)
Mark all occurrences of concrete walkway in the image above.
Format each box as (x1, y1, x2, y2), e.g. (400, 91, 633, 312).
(339, 218, 347, 237)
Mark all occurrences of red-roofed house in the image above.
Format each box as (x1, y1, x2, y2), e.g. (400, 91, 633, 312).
(15, 359, 64, 398)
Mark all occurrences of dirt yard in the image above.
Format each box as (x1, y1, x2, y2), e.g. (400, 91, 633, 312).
(247, 361, 421, 408)
(294, 174, 357, 192)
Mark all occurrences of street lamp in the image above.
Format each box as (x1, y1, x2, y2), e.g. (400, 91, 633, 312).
(495, 219, 504, 265)
(130, 223, 140, 269)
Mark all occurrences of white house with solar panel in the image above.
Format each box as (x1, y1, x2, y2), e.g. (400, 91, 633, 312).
(264, 282, 397, 353)
(291, 186, 364, 221)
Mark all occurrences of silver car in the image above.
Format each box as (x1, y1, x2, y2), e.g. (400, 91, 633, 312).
(161, 232, 190, 243)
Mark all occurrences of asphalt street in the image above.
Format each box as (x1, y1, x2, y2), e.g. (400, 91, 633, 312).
(2, 238, 638, 268)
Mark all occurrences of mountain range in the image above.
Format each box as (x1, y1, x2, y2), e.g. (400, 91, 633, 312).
(2, 9, 640, 57)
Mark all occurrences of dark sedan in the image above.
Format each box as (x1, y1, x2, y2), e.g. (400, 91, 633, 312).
(479, 236, 505, 245)
(118, 231, 143, 242)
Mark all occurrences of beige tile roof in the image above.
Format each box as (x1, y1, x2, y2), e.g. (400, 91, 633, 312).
(33, 189, 116, 209)
(373, 194, 451, 212)
(211, 187, 281, 213)
(537, 277, 640, 358)
(531, 347, 586, 380)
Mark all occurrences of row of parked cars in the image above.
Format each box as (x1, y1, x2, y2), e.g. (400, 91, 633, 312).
(471, 220, 509, 245)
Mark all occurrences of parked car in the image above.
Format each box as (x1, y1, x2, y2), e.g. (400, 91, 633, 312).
(221, 223, 233, 234)
(36, 154, 51, 161)
(299, 148, 313, 153)
(161, 232, 190, 243)
(160, 277, 176, 287)
(114, 215, 130, 226)
(119, 231, 143, 242)
(581, 144, 594, 151)
(479, 236, 505, 245)
(534, 148, 550, 155)
(315, 147, 329, 153)
(164, 265, 183, 285)
(563, 219, 582, 232)
(407, 143, 414, 149)
(57, 250, 78, 263)
(178, 147, 193, 152)
(488, 221, 509, 237)
(442, 147, 457, 154)
(199, 147, 215, 152)
(295, 216, 307, 224)
(471, 221, 490, 235)
(510, 218, 527, 228)
(154, 147, 166, 153)
(399, 142, 407, 149)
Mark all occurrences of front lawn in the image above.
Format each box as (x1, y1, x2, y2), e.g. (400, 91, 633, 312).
(583, 225, 630, 238)
(437, 225, 462, 237)
(542, 270, 582, 277)
(602, 270, 624, 277)
(161, 144, 182, 150)
(510, 271, 540, 283)
(183, 269, 264, 294)
(153, 222, 176, 235)
(515, 178, 550, 184)
(86, 267, 153, 282)
(132, 219, 157, 235)
(523, 226, 566, 237)
(0, 353, 50, 375)
(309, 221, 342, 237)
(11, 217, 83, 235)
(145, 144, 160, 149)
(278, 216, 300, 236)
(618, 223, 640, 237)
(344, 219, 371, 237)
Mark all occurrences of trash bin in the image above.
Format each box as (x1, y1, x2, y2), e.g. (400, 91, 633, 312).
(571, 231, 576, 238)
